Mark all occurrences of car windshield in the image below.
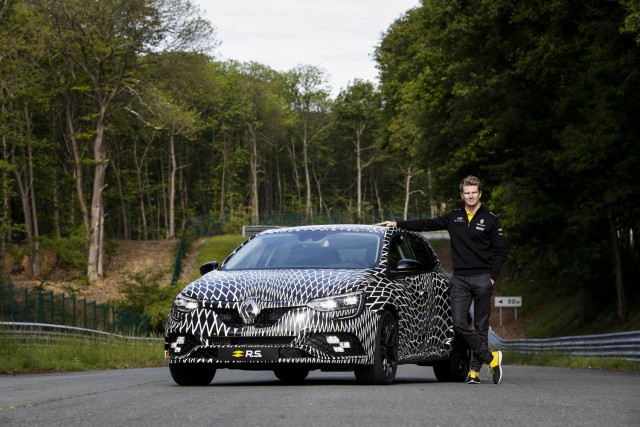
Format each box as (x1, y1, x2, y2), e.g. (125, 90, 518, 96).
(222, 230, 381, 270)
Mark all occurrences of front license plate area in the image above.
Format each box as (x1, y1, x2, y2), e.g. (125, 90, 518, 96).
(218, 347, 279, 361)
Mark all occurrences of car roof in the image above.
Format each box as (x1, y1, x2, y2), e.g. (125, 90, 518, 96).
(259, 224, 387, 235)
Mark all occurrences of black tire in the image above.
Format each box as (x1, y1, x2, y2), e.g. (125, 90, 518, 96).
(169, 363, 216, 386)
(273, 367, 310, 384)
(432, 334, 470, 382)
(354, 310, 398, 385)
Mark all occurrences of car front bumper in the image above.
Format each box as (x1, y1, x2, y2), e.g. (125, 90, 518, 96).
(164, 303, 377, 367)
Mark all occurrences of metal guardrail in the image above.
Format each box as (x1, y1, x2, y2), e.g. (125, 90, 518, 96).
(0, 281, 151, 333)
(2, 322, 637, 361)
(420, 230, 450, 240)
(489, 328, 640, 361)
(0, 322, 162, 343)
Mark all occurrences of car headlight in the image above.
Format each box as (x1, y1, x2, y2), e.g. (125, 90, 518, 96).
(173, 294, 199, 313)
(307, 292, 364, 318)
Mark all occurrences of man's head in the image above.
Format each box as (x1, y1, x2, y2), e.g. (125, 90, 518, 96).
(459, 175, 482, 192)
(460, 175, 482, 210)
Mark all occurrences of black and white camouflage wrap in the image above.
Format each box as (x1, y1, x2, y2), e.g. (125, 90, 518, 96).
(165, 224, 454, 369)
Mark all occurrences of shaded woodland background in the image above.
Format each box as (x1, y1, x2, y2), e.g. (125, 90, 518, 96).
(1, 1, 639, 329)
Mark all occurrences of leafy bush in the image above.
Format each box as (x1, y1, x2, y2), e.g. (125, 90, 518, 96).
(41, 227, 88, 270)
(118, 271, 175, 332)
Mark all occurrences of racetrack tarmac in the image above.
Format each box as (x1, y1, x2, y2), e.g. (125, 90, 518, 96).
(1, 364, 638, 426)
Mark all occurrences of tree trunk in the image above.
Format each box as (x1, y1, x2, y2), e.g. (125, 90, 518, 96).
(160, 156, 167, 236)
(13, 149, 39, 277)
(275, 149, 283, 215)
(248, 125, 260, 224)
(302, 122, 313, 224)
(13, 160, 34, 273)
(52, 179, 61, 238)
(168, 128, 176, 239)
(609, 213, 627, 322)
(65, 99, 90, 233)
(219, 121, 228, 217)
(97, 203, 104, 277)
(179, 166, 188, 231)
(12, 105, 40, 277)
(288, 137, 302, 202)
(312, 166, 329, 221)
(27, 141, 40, 277)
(1, 132, 11, 264)
(133, 141, 149, 239)
(402, 165, 423, 221)
(373, 176, 384, 221)
(87, 110, 108, 281)
(113, 156, 129, 240)
(356, 126, 363, 222)
(403, 170, 411, 221)
(428, 169, 437, 217)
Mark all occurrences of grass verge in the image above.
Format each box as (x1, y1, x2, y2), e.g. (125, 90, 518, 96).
(0, 334, 165, 375)
(190, 234, 248, 281)
(505, 351, 640, 372)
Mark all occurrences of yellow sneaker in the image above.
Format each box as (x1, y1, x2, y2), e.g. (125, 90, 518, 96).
(465, 370, 481, 384)
(488, 351, 502, 384)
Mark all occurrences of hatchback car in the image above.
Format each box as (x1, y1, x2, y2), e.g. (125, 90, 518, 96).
(165, 224, 469, 385)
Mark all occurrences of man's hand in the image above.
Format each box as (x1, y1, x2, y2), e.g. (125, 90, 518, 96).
(375, 220, 397, 227)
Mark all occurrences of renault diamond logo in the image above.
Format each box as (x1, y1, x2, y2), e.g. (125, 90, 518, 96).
(239, 298, 261, 324)
(232, 350, 244, 358)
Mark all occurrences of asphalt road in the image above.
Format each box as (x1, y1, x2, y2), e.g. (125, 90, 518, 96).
(1, 364, 638, 426)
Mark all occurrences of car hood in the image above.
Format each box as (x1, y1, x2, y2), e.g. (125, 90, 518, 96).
(180, 268, 371, 303)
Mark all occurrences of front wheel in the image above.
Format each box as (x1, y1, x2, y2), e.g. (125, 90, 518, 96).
(354, 310, 398, 385)
(169, 363, 216, 386)
(432, 334, 470, 382)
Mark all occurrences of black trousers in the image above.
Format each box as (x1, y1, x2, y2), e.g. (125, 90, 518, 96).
(450, 274, 494, 371)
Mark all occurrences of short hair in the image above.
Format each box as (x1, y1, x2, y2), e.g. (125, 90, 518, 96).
(460, 175, 482, 192)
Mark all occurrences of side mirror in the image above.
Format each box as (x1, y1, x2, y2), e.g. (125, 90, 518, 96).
(392, 259, 423, 275)
(199, 261, 219, 276)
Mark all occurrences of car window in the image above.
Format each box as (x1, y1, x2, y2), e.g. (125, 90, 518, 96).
(222, 230, 381, 270)
(404, 233, 438, 271)
(387, 234, 414, 270)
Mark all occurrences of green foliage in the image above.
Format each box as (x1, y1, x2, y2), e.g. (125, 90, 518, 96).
(377, 0, 640, 329)
(1, 0, 638, 338)
(621, 0, 640, 44)
(41, 228, 88, 270)
(117, 271, 175, 332)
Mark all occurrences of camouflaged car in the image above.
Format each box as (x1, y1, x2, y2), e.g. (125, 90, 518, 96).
(165, 224, 469, 385)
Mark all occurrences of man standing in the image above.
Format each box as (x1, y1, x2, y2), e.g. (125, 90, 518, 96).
(376, 175, 506, 384)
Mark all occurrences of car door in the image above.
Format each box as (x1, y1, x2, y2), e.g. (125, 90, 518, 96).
(386, 232, 431, 358)
(403, 232, 451, 356)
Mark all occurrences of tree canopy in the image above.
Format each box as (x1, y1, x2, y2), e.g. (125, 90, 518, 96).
(1, 0, 638, 326)
(376, 0, 640, 322)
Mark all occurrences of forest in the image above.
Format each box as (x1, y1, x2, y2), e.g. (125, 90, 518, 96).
(1, 1, 639, 326)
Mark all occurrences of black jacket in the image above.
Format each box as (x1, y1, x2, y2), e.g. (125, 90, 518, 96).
(397, 204, 507, 281)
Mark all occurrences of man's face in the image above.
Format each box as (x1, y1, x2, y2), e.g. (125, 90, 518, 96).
(461, 185, 481, 209)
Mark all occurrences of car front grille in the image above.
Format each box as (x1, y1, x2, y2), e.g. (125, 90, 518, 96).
(208, 336, 295, 346)
(189, 347, 218, 359)
(211, 307, 292, 328)
(168, 333, 361, 361)
(278, 347, 313, 358)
